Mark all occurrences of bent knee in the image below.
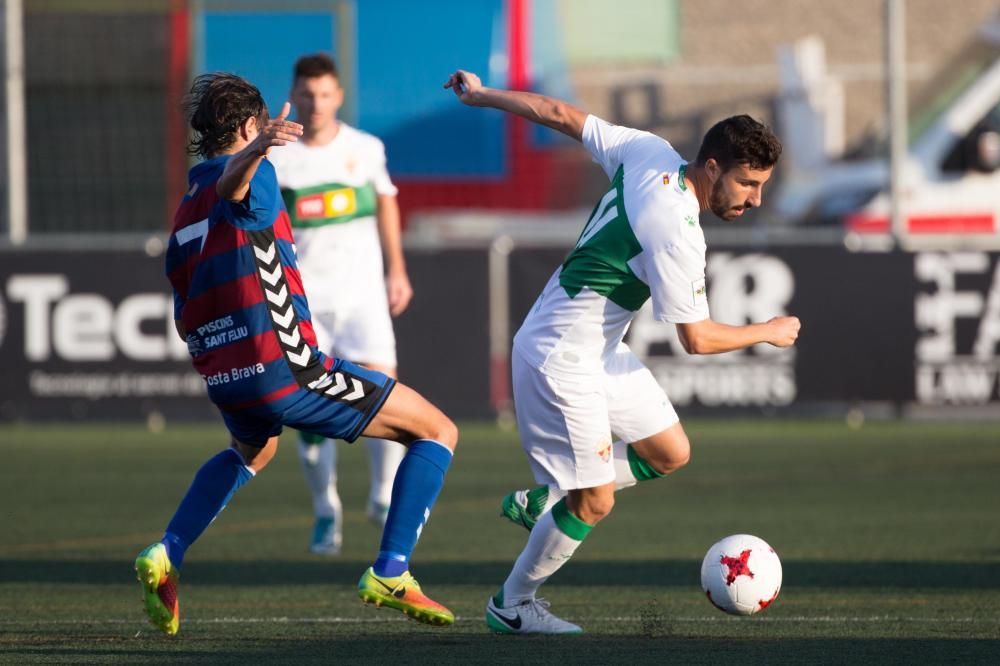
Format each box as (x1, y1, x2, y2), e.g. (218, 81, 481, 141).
(572, 492, 615, 524)
(649, 437, 691, 475)
(232, 436, 277, 473)
(425, 413, 458, 450)
(655, 449, 690, 474)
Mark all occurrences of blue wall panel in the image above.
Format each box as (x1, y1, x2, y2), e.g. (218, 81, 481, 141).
(197, 2, 506, 179)
(201, 12, 336, 117)
(356, 0, 506, 178)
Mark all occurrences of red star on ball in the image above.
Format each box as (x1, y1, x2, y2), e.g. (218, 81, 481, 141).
(720, 549, 754, 585)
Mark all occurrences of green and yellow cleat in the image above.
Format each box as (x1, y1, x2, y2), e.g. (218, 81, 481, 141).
(134, 542, 180, 636)
(357, 567, 454, 626)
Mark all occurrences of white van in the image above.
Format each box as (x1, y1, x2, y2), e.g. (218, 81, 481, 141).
(773, 16, 1000, 250)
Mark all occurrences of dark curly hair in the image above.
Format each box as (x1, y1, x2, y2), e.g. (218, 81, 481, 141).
(695, 115, 782, 172)
(183, 73, 268, 159)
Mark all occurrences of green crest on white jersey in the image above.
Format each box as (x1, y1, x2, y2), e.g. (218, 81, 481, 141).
(558, 165, 650, 312)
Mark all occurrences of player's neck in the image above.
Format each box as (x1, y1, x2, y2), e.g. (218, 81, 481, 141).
(303, 119, 341, 147)
(684, 164, 712, 212)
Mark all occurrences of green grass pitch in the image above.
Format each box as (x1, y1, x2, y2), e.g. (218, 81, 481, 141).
(1, 420, 999, 664)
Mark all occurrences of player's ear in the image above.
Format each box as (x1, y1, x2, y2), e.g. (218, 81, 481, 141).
(332, 82, 344, 110)
(705, 158, 722, 182)
(239, 115, 258, 139)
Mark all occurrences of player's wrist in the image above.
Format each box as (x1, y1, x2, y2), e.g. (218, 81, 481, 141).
(470, 86, 497, 107)
(387, 267, 409, 282)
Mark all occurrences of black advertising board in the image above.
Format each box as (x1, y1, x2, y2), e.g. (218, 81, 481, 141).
(509, 247, 1000, 411)
(0, 248, 491, 422)
(0, 250, 214, 421)
(1, 247, 998, 421)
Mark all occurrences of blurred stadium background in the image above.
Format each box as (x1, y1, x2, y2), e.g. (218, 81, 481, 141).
(1, 1, 999, 662)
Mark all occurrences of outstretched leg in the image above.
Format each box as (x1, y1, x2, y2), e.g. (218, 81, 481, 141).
(356, 382, 459, 626)
(135, 436, 277, 635)
(487, 483, 613, 635)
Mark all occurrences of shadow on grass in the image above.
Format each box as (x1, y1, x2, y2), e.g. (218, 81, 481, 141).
(2, 558, 999, 589)
(4, 635, 1000, 665)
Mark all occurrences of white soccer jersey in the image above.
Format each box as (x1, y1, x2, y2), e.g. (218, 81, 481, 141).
(269, 123, 397, 313)
(514, 114, 710, 377)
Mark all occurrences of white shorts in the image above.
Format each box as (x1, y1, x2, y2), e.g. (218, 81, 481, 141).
(310, 298, 397, 368)
(512, 345, 679, 490)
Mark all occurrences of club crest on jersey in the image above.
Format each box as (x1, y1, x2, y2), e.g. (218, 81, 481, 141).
(662, 172, 670, 185)
(597, 439, 612, 463)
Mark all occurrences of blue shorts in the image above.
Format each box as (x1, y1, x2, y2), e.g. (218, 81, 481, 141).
(219, 359, 396, 447)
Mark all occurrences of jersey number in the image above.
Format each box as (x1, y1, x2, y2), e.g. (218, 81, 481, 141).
(175, 218, 209, 253)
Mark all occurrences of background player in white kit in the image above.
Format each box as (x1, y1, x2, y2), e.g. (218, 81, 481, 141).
(444, 69, 801, 634)
(270, 54, 411, 555)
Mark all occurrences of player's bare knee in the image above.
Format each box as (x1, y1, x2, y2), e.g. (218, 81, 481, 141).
(648, 432, 690, 474)
(570, 489, 615, 524)
(654, 445, 690, 474)
(416, 412, 457, 450)
(438, 416, 458, 451)
(231, 436, 277, 472)
(582, 496, 614, 523)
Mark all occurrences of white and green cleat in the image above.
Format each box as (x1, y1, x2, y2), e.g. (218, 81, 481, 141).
(500, 486, 551, 531)
(485, 593, 582, 635)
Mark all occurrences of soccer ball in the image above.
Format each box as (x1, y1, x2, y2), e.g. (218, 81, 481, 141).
(700, 534, 782, 616)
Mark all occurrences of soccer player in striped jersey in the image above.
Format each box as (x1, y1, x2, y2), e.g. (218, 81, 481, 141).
(269, 53, 410, 556)
(135, 73, 457, 635)
(445, 69, 800, 635)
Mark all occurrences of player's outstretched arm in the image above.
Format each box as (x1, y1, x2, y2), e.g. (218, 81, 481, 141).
(676, 316, 801, 355)
(444, 69, 587, 142)
(218, 102, 303, 202)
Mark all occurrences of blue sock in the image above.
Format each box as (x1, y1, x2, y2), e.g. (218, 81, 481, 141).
(373, 439, 453, 577)
(161, 448, 254, 569)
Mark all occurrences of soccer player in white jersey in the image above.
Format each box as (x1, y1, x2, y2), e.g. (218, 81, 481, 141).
(269, 54, 410, 555)
(444, 69, 801, 635)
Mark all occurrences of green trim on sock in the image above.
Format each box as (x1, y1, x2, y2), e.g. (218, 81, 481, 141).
(627, 444, 665, 481)
(551, 498, 593, 541)
(493, 587, 505, 607)
(299, 432, 326, 445)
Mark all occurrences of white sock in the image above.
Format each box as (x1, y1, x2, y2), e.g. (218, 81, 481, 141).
(612, 440, 638, 490)
(297, 437, 342, 525)
(500, 510, 585, 606)
(366, 438, 405, 507)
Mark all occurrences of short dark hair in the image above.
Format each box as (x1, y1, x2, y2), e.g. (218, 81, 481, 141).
(695, 115, 782, 172)
(183, 72, 267, 159)
(293, 53, 339, 82)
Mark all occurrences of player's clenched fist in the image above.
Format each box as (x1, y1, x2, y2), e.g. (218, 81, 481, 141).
(443, 70, 486, 106)
(766, 316, 801, 347)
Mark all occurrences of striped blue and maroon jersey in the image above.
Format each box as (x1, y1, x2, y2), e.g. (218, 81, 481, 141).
(166, 155, 339, 411)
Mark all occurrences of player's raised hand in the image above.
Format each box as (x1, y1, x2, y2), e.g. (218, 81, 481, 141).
(766, 316, 801, 347)
(444, 70, 486, 106)
(253, 102, 303, 156)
